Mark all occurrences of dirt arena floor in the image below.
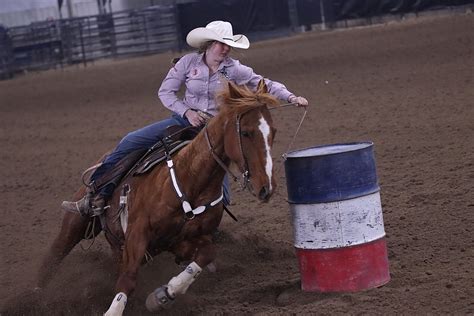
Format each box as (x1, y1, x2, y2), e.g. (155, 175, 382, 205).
(1, 13, 473, 315)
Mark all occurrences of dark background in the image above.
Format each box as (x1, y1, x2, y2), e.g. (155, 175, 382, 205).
(178, 0, 473, 36)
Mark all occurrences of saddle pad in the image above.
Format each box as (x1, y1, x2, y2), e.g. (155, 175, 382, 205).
(134, 140, 191, 175)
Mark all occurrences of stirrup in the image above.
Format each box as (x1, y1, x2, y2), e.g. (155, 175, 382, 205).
(90, 204, 107, 217)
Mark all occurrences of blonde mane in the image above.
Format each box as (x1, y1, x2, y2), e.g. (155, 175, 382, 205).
(216, 81, 279, 114)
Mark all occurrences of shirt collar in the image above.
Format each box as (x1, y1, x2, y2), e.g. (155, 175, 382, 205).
(198, 53, 233, 68)
(197, 53, 205, 65)
(221, 56, 233, 67)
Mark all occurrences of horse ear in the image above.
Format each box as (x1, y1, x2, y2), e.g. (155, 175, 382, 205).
(256, 79, 268, 94)
(228, 82, 243, 99)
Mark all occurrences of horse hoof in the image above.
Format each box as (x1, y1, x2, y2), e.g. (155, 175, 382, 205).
(145, 286, 175, 312)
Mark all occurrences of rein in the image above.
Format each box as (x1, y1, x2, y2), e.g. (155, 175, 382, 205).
(235, 111, 251, 188)
(269, 102, 308, 157)
(284, 106, 308, 157)
(204, 128, 238, 182)
(269, 102, 308, 181)
(268, 101, 299, 110)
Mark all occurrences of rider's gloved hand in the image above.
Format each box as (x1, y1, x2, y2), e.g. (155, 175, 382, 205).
(185, 109, 206, 127)
(288, 95, 309, 107)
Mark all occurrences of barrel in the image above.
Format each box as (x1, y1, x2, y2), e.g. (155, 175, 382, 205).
(284, 142, 390, 292)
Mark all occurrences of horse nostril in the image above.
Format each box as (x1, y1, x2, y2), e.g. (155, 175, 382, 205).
(258, 186, 271, 201)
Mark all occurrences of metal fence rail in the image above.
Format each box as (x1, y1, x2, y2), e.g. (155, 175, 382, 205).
(0, 5, 180, 78)
(1, 0, 472, 80)
(8, 20, 62, 71)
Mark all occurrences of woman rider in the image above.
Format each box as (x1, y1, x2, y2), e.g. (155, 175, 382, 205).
(62, 20, 308, 216)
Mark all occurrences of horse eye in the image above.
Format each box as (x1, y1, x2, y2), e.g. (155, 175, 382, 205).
(241, 131, 252, 138)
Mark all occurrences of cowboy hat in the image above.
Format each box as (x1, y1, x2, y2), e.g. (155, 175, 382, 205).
(186, 21, 250, 49)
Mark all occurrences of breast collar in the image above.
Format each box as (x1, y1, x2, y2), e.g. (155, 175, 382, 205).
(166, 158, 223, 220)
(159, 134, 223, 220)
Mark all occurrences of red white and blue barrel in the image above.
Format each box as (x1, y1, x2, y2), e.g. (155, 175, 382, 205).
(284, 142, 390, 292)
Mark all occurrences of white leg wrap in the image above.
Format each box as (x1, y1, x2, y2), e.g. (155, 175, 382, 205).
(167, 261, 202, 298)
(104, 292, 127, 316)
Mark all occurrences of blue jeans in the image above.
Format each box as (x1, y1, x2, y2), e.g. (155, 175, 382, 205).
(91, 114, 231, 204)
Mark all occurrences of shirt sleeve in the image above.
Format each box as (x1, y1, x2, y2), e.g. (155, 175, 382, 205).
(233, 60, 295, 102)
(158, 54, 191, 117)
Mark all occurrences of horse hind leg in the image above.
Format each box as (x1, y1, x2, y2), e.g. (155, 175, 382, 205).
(36, 211, 90, 289)
(145, 236, 216, 312)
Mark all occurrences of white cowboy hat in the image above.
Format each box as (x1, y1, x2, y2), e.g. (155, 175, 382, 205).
(186, 20, 250, 49)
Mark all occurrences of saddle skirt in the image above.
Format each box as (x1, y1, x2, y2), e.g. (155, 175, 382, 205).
(133, 139, 191, 175)
(92, 125, 199, 194)
(134, 125, 200, 175)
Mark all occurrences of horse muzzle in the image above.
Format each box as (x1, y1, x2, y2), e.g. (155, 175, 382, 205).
(258, 185, 273, 202)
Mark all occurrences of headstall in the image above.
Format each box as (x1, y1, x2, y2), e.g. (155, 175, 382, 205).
(204, 107, 259, 190)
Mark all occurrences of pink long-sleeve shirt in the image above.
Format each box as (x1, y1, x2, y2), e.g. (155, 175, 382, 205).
(158, 52, 295, 117)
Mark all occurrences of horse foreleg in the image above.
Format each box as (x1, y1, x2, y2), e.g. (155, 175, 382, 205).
(145, 236, 216, 312)
(104, 222, 150, 316)
(36, 212, 89, 289)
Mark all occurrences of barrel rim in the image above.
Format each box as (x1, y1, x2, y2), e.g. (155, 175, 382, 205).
(285, 141, 374, 159)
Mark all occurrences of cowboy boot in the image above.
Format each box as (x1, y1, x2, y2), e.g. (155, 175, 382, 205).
(61, 193, 106, 217)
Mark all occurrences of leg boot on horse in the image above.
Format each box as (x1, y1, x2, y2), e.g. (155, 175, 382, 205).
(103, 234, 216, 315)
(145, 236, 216, 312)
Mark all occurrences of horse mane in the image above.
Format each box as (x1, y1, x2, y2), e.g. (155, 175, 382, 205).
(216, 81, 279, 114)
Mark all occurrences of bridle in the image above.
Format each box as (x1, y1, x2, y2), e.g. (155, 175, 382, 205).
(204, 101, 306, 190)
(235, 109, 252, 187)
(204, 106, 259, 190)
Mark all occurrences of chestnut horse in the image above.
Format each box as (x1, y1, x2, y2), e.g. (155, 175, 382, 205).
(36, 80, 279, 315)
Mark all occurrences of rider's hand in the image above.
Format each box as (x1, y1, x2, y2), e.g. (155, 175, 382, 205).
(289, 95, 309, 107)
(185, 109, 205, 127)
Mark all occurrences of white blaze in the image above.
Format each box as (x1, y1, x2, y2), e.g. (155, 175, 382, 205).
(258, 115, 273, 191)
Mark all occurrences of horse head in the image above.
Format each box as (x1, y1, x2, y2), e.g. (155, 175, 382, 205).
(218, 80, 279, 202)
